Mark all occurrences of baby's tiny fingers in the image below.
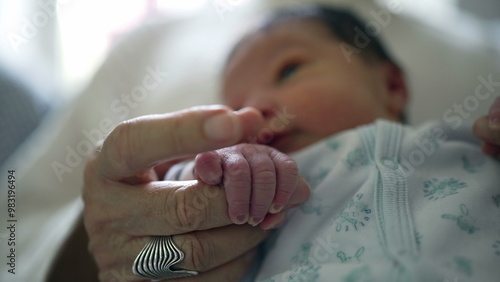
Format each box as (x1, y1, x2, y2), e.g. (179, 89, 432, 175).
(195, 151, 223, 185)
(270, 151, 298, 214)
(221, 150, 252, 225)
(242, 147, 277, 226)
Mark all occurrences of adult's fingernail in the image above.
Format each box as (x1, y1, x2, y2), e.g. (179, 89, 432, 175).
(203, 112, 241, 142)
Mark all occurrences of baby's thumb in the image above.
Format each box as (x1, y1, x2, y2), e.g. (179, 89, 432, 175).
(194, 151, 223, 185)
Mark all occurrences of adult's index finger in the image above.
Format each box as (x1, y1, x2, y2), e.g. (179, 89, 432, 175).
(98, 105, 263, 180)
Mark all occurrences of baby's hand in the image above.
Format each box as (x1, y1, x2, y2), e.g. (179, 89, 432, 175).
(473, 97, 500, 158)
(194, 143, 298, 227)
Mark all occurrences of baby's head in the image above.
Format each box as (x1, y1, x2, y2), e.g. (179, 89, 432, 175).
(222, 5, 408, 153)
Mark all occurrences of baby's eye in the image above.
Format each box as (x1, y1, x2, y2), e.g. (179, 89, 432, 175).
(277, 63, 301, 82)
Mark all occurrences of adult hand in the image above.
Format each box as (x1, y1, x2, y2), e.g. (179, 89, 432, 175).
(473, 97, 500, 158)
(82, 105, 311, 281)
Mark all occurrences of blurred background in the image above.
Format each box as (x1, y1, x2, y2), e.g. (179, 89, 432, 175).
(0, 0, 499, 165)
(0, 0, 212, 165)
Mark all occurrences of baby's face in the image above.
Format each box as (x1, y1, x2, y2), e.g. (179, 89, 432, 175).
(223, 20, 402, 153)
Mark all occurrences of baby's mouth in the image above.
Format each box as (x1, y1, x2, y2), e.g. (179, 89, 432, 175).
(251, 121, 295, 149)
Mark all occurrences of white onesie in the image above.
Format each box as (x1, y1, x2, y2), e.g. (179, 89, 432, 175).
(254, 120, 500, 282)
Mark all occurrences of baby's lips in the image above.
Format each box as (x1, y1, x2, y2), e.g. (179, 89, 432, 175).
(488, 97, 500, 130)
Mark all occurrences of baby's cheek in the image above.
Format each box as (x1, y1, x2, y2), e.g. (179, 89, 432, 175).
(294, 105, 340, 134)
(301, 101, 371, 135)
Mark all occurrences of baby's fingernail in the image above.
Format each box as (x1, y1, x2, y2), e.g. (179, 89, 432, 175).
(235, 214, 248, 225)
(489, 118, 500, 130)
(269, 204, 283, 214)
(248, 216, 263, 226)
(204, 112, 240, 142)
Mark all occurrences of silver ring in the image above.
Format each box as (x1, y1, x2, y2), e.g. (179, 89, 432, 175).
(132, 236, 198, 280)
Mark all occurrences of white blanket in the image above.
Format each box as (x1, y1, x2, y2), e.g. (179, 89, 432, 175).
(256, 120, 500, 282)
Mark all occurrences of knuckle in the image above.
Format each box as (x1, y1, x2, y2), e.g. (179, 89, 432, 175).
(278, 186, 295, 197)
(195, 151, 218, 167)
(273, 153, 299, 194)
(253, 170, 276, 187)
(239, 143, 259, 154)
(230, 199, 250, 210)
(167, 189, 206, 231)
(178, 233, 212, 271)
(224, 157, 246, 174)
(279, 158, 299, 178)
(223, 162, 249, 184)
(251, 202, 270, 214)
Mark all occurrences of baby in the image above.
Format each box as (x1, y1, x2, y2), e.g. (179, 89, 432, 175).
(168, 5, 500, 281)
(168, 5, 409, 225)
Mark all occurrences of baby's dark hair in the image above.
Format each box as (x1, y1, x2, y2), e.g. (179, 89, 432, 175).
(258, 4, 396, 65)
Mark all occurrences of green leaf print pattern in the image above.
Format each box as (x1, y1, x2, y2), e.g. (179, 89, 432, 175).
(326, 139, 340, 151)
(423, 178, 467, 200)
(343, 148, 369, 170)
(461, 155, 485, 173)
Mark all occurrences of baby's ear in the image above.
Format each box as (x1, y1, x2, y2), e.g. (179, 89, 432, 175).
(381, 62, 408, 120)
